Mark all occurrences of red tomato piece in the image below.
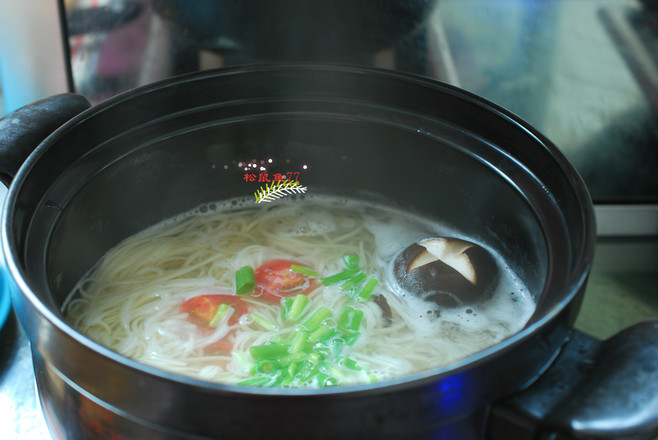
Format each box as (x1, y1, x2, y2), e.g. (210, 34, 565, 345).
(253, 259, 317, 301)
(180, 294, 248, 327)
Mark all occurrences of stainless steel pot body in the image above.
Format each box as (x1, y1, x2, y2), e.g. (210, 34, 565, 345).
(1, 65, 595, 439)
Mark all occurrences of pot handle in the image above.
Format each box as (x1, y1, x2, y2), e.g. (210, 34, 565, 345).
(0, 93, 91, 186)
(489, 318, 658, 439)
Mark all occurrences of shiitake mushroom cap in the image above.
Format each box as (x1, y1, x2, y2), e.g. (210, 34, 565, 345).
(391, 237, 499, 308)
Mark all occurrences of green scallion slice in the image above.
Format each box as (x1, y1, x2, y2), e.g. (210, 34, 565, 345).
(312, 345, 331, 358)
(250, 313, 277, 331)
(317, 328, 338, 344)
(285, 294, 309, 322)
(342, 331, 361, 346)
(342, 255, 360, 271)
(330, 337, 346, 357)
(316, 373, 338, 388)
(277, 352, 307, 367)
(280, 297, 293, 320)
(290, 264, 319, 277)
(301, 307, 333, 332)
(282, 363, 298, 386)
(338, 306, 364, 333)
(235, 266, 255, 295)
(307, 352, 322, 364)
(254, 359, 280, 374)
(270, 336, 291, 346)
(339, 356, 362, 371)
(249, 343, 289, 360)
(320, 270, 357, 286)
(357, 277, 379, 301)
(307, 324, 332, 344)
(237, 376, 271, 387)
(289, 331, 309, 354)
(269, 373, 285, 387)
(340, 272, 367, 291)
(298, 359, 319, 383)
(208, 303, 232, 327)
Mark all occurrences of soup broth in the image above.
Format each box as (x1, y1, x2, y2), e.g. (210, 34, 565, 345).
(64, 196, 535, 388)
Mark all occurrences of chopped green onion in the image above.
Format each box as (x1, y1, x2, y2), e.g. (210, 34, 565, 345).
(277, 352, 307, 367)
(289, 331, 309, 354)
(307, 324, 332, 344)
(249, 343, 289, 360)
(340, 272, 367, 291)
(307, 352, 322, 365)
(208, 303, 232, 327)
(237, 376, 271, 387)
(312, 345, 331, 358)
(342, 255, 360, 271)
(330, 337, 346, 357)
(235, 266, 255, 295)
(301, 307, 333, 332)
(282, 363, 298, 386)
(250, 313, 277, 331)
(270, 336, 291, 346)
(339, 356, 362, 371)
(320, 270, 357, 286)
(290, 264, 319, 277)
(280, 297, 293, 319)
(357, 278, 379, 301)
(298, 359, 319, 383)
(342, 331, 361, 346)
(285, 294, 309, 322)
(329, 366, 348, 381)
(269, 373, 285, 387)
(317, 328, 338, 344)
(338, 306, 364, 333)
(254, 359, 279, 374)
(316, 373, 338, 388)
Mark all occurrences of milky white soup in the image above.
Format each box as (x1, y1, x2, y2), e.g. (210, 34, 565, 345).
(64, 197, 535, 388)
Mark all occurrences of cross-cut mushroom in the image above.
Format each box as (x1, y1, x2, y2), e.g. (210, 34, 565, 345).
(391, 237, 499, 308)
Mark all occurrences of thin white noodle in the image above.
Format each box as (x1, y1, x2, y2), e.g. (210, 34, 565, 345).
(64, 199, 535, 387)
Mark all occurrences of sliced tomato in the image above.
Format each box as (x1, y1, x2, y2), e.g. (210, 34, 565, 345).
(180, 294, 248, 327)
(203, 340, 234, 356)
(253, 259, 317, 302)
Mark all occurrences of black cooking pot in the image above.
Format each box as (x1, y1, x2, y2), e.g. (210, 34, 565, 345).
(0, 65, 656, 440)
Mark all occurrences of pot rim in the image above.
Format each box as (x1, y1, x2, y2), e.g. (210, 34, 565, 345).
(1, 63, 597, 396)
